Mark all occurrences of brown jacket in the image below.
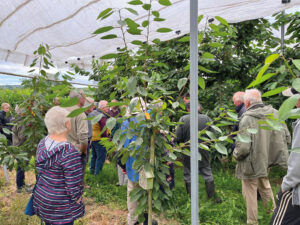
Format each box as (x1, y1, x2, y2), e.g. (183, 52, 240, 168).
(66, 105, 88, 154)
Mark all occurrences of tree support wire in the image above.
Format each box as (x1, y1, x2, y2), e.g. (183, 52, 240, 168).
(190, 0, 199, 224)
(0, 71, 97, 87)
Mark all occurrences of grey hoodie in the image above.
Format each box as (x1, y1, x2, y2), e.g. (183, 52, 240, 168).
(282, 119, 300, 205)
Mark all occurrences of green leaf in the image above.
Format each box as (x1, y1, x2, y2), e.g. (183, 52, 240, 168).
(152, 38, 160, 44)
(256, 64, 270, 82)
(97, 8, 112, 20)
(172, 102, 179, 109)
(215, 16, 229, 27)
(198, 15, 204, 24)
(142, 4, 151, 10)
(279, 94, 300, 121)
(106, 117, 116, 131)
(154, 18, 165, 22)
(127, 76, 137, 95)
(128, 0, 143, 5)
(131, 40, 144, 45)
(202, 52, 214, 59)
(60, 98, 79, 107)
(262, 86, 288, 97)
(152, 11, 160, 17)
(154, 200, 162, 211)
(125, 8, 138, 16)
(227, 111, 238, 120)
(91, 113, 104, 125)
(125, 18, 139, 29)
(212, 125, 222, 134)
(100, 34, 118, 39)
(214, 143, 227, 155)
(206, 131, 216, 140)
(137, 86, 147, 96)
(208, 42, 223, 48)
(247, 73, 276, 88)
(93, 26, 114, 34)
(3, 128, 11, 135)
(67, 107, 86, 118)
(292, 59, 300, 71)
(198, 77, 205, 90)
(142, 20, 149, 27)
(237, 134, 251, 143)
(178, 36, 190, 42)
(156, 28, 172, 33)
(218, 136, 228, 141)
(198, 65, 217, 73)
(265, 54, 280, 64)
(199, 143, 209, 151)
(100, 53, 119, 59)
(40, 70, 46, 76)
(38, 46, 46, 55)
(292, 78, 300, 92)
(127, 28, 142, 35)
(177, 78, 188, 90)
(117, 20, 126, 26)
(158, 0, 171, 6)
(174, 161, 183, 167)
(247, 128, 258, 134)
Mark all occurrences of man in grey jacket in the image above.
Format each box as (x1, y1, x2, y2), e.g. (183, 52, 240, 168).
(234, 89, 290, 225)
(175, 102, 221, 203)
(270, 87, 300, 225)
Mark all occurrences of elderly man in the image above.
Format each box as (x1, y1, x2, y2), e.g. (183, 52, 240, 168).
(270, 87, 300, 225)
(0, 103, 13, 145)
(233, 88, 290, 225)
(175, 102, 221, 203)
(89, 100, 110, 175)
(66, 90, 89, 170)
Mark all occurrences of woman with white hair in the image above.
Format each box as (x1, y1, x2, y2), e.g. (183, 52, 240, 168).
(33, 106, 84, 225)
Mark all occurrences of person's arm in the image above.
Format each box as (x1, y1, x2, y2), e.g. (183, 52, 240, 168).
(233, 117, 252, 160)
(61, 144, 84, 202)
(282, 152, 300, 192)
(77, 114, 88, 154)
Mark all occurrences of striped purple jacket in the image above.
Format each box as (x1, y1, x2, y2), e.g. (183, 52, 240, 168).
(33, 137, 85, 224)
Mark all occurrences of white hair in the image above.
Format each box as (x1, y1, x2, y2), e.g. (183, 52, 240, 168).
(233, 91, 245, 102)
(244, 89, 262, 105)
(44, 106, 70, 134)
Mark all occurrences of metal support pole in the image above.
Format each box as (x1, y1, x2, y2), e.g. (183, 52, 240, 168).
(190, 0, 199, 224)
(280, 11, 285, 55)
(3, 165, 10, 183)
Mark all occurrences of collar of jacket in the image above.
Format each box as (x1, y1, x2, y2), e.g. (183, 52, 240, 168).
(247, 102, 265, 111)
(236, 103, 244, 114)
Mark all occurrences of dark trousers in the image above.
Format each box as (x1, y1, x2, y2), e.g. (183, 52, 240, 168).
(90, 141, 107, 175)
(16, 165, 25, 190)
(270, 190, 300, 225)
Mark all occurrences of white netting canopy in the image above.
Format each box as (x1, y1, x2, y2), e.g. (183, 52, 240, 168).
(0, 0, 299, 69)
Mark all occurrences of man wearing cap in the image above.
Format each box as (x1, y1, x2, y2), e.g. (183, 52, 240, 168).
(233, 88, 290, 225)
(270, 87, 300, 225)
(66, 90, 89, 169)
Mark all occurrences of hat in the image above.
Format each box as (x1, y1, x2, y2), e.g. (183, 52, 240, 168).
(282, 87, 299, 97)
(84, 97, 94, 107)
(69, 90, 85, 98)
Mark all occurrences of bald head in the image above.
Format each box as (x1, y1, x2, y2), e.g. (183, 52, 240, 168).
(98, 100, 109, 113)
(232, 92, 245, 107)
(244, 89, 262, 109)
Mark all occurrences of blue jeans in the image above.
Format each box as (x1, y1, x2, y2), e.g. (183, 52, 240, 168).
(90, 141, 107, 175)
(45, 222, 73, 225)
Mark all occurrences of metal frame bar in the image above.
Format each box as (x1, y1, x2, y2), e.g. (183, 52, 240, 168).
(0, 71, 97, 87)
(190, 0, 199, 224)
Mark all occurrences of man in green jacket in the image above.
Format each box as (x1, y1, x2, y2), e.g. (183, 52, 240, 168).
(233, 89, 290, 225)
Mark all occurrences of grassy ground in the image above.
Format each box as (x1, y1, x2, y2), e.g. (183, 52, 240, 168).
(0, 161, 285, 225)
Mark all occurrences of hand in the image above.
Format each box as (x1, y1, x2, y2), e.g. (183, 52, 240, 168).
(121, 169, 127, 175)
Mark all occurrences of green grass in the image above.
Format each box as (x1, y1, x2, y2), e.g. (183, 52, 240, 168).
(85, 161, 284, 225)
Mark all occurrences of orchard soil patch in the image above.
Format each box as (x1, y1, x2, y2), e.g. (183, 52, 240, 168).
(0, 169, 178, 225)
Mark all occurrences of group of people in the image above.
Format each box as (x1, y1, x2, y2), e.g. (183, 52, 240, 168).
(1, 86, 300, 225)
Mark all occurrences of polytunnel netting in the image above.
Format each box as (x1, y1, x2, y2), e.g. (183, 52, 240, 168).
(0, 0, 299, 69)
